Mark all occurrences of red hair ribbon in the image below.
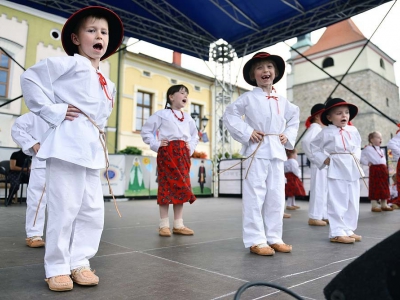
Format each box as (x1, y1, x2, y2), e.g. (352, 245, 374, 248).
(97, 71, 114, 107)
(305, 117, 311, 128)
(348, 121, 353, 126)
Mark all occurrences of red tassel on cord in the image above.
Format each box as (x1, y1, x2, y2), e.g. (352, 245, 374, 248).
(305, 117, 311, 128)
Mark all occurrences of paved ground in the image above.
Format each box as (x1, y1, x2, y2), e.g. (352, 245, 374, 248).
(0, 197, 399, 300)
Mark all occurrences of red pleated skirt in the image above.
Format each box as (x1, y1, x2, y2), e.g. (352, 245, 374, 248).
(369, 164, 390, 200)
(285, 172, 306, 197)
(156, 140, 196, 205)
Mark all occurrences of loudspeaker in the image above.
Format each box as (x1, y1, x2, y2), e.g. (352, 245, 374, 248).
(324, 230, 400, 300)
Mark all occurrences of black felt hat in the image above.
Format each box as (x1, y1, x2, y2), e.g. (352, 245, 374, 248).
(61, 6, 124, 61)
(321, 98, 358, 126)
(305, 103, 325, 128)
(243, 52, 285, 86)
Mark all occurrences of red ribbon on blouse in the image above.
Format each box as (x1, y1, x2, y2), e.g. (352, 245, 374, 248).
(97, 71, 114, 107)
(339, 127, 351, 151)
(266, 95, 279, 114)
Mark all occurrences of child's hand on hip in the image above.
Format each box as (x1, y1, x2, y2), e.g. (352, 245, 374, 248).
(160, 140, 169, 147)
(186, 142, 190, 150)
(250, 130, 265, 143)
(65, 104, 81, 121)
(279, 134, 287, 145)
(324, 158, 330, 165)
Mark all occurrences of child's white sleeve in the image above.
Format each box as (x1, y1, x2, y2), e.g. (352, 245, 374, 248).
(141, 114, 162, 153)
(387, 133, 400, 160)
(310, 131, 329, 170)
(360, 147, 370, 166)
(282, 101, 300, 150)
(20, 58, 69, 128)
(188, 118, 199, 156)
(222, 96, 253, 145)
(11, 114, 38, 156)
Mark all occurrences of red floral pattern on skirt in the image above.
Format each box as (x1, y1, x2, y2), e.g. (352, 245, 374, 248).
(369, 164, 390, 200)
(157, 140, 196, 205)
(285, 172, 306, 197)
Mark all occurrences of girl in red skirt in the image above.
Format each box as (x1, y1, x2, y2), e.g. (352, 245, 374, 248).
(360, 131, 392, 212)
(284, 149, 306, 210)
(141, 85, 199, 236)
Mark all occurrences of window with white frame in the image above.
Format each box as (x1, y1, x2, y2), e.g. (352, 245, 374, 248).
(0, 50, 10, 104)
(136, 91, 152, 131)
(190, 103, 203, 129)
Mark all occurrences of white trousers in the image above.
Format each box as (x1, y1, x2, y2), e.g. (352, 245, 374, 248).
(242, 158, 285, 247)
(327, 178, 360, 238)
(308, 164, 328, 220)
(44, 158, 104, 278)
(26, 168, 46, 237)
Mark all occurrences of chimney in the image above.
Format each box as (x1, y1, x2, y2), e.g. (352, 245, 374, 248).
(173, 51, 181, 66)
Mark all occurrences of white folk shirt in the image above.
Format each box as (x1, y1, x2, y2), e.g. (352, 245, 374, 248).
(141, 109, 199, 155)
(11, 112, 49, 170)
(360, 145, 386, 166)
(301, 123, 325, 165)
(222, 87, 299, 161)
(311, 124, 363, 181)
(21, 54, 115, 169)
(387, 132, 400, 162)
(284, 158, 301, 178)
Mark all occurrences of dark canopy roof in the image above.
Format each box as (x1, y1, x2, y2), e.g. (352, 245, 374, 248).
(8, 0, 391, 60)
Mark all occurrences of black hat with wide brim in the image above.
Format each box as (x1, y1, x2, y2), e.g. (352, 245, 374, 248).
(305, 103, 325, 128)
(321, 98, 358, 126)
(61, 6, 124, 61)
(243, 52, 285, 86)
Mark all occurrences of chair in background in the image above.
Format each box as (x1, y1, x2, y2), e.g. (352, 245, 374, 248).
(0, 160, 11, 206)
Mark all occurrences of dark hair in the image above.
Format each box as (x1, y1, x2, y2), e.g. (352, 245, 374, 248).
(164, 84, 189, 109)
(73, 12, 110, 35)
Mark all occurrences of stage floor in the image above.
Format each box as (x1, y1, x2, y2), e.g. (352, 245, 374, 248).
(0, 197, 399, 300)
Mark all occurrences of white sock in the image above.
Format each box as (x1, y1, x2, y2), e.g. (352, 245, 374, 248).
(371, 200, 380, 208)
(173, 219, 184, 229)
(293, 198, 297, 206)
(381, 199, 389, 208)
(287, 197, 294, 206)
(159, 218, 169, 229)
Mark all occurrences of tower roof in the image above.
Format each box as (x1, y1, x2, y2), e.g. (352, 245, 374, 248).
(301, 19, 366, 57)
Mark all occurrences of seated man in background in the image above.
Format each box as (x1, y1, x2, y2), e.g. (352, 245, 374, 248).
(8, 149, 31, 204)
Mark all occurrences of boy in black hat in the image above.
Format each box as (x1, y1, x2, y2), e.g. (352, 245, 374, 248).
(310, 98, 363, 244)
(223, 52, 300, 256)
(301, 103, 329, 226)
(20, 6, 123, 291)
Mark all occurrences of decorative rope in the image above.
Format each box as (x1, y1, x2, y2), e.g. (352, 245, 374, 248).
(33, 184, 45, 227)
(330, 152, 368, 189)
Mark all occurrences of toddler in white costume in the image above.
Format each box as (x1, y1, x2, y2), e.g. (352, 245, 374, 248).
(11, 112, 49, 248)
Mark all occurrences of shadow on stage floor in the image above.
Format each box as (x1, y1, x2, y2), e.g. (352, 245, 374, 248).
(0, 198, 399, 300)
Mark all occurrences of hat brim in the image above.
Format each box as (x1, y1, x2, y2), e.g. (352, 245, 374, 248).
(61, 6, 124, 61)
(321, 103, 358, 126)
(243, 54, 285, 86)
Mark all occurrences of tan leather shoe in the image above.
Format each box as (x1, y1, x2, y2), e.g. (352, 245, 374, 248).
(382, 206, 393, 211)
(283, 213, 291, 218)
(286, 206, 296, 210)
(250, 244, 275, 256)
(173, 227, 194, 235)
(322, 219, 329, 224)
(308, 218, 327, 226)
(349, 234, 362, 242)
(71, 266, 99, 285)
(392, 204, 399, 209)
(330, 236, 355, 244)
(292, 205, 300, 209)
(159, 227, 171, 237)
(45, 275, 73, 291)
(371, 207, 382, 212)
(270, 243, 292, 253)
(26, 236, 45, 248)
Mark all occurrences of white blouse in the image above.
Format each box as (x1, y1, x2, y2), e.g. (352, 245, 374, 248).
(311, 124, 363, 181)
(11, 112, 49, 169)
(360, 145, 386, 166)
(21, 54, 115, 169)
(223, 87, 299, 161)
(284, 158, 301, 178)
(141, 109, 199, 155)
